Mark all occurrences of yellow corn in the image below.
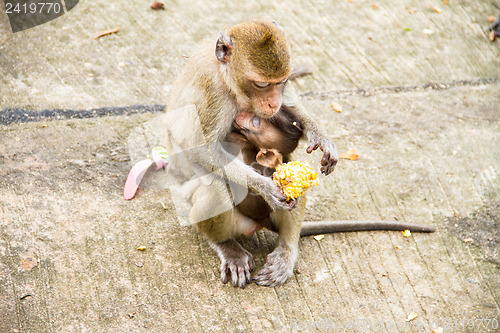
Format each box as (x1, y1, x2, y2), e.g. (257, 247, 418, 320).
(273, 161, 319, 200)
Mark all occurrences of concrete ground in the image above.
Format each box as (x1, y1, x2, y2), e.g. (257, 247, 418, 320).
(1, 0, 499, 332)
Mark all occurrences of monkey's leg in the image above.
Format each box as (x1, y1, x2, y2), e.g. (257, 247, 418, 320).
(253, 196, 306, 286)
(197, 213, 255, 289)
(192, 182, 255, 289)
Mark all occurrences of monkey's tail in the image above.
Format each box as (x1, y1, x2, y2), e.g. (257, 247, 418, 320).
(300, 220, 436, 237)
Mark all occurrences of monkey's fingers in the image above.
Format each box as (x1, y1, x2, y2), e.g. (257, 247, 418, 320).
(253, 254, 292, 287)
(229, 263, 239, 287)
(220, 256, 254, 288)
(285, 197, 299, 210)
(320, 161, 337, 176)
(279, 199, 296, 211)
(221, 264, 229, 284)
(265, 185, 293, 211)
(320, 152, 330, 165)
(253, 267, 278, 287)
(306, 142, 320, 154)
(222, 262, 245, 288)
(320, 149, 338, 175)
(234, 265, 250, 289)
(238, 267, 249, 289)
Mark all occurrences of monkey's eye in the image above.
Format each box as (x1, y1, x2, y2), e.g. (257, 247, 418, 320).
(252, 116, 261, 128)
(254, 81, 271, 88)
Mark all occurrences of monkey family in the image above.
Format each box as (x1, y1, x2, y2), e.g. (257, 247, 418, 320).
(164, 20, 434, 289)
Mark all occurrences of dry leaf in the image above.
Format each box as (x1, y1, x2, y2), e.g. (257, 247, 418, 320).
(442, 0, 448, 4)
(94, 27, 120, 39)
(339, 148, 359, 160)
(151, 2, 165, 10)
(137, 246, 146, 251)
(313, 235, 325, 241)
(160, 201, 167, 210)
(432, 327, 444, 333)
(330, 102, 343, 113)
(406, 312, 418, 322)
(372, 3, 380, 9)
(402, 230, 411, 237)
(487, 16, 496, 23)
(489, 30, 497, 42)
(430, 4, 441, 13)
(463, 238, 473, 243)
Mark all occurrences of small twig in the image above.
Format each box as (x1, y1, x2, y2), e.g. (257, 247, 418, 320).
(94, 27, 120, 39)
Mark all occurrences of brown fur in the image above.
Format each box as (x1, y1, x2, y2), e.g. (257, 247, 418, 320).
(228, 20, 291, 80)
(229, 105, 304, 225)
(164, 20, 339, 288)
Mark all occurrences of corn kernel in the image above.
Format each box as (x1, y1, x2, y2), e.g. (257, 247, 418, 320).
(273, 161, 319, 200)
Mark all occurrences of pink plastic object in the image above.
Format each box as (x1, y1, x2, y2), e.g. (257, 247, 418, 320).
(123, 159, 155, 200)
(124, 147, 169, 200)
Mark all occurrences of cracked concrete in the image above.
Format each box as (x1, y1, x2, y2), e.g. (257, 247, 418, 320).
(1, 0, 499, 332)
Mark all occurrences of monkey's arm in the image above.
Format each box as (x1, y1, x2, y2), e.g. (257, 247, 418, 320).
(283, 86, 338, 175)
(169, 136, 295, 212)
(210, 145, 297, 211)
(164, 98, 294, 211)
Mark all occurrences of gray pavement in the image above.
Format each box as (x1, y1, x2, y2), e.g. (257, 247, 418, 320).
(1, 0, 499, 332)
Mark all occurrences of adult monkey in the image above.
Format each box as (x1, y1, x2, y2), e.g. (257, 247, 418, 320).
(165, 20, 337, 288)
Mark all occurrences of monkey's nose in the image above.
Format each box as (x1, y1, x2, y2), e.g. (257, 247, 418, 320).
(265, 106, 279, 117)
(267, 101, 280, 113)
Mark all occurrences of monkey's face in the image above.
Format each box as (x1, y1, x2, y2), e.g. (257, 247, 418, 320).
(237, 72, 288, 119)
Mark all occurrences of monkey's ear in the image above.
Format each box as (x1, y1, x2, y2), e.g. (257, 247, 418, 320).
(256, 149, 283, 169)
(215, 32, 234, 63)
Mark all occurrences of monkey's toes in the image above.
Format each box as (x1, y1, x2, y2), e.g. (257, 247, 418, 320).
(253, 256, 293, 287)
(220, 254, 254, 289)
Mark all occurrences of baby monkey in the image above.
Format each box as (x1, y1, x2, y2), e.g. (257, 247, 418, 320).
(227, 107, 436, 240)
(228, 105, 303, 234)
(176, 105, 303, 238)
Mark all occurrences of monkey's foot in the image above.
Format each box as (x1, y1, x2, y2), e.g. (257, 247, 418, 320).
(211, 239, 255, 289)
(253, 245, 296, 286)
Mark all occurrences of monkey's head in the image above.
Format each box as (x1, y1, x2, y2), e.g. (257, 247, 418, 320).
(233, 108, 303, 168)
(216, 20, 291, 119)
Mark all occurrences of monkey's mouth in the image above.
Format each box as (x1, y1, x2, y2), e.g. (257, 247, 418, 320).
(232, 120, 245, 131)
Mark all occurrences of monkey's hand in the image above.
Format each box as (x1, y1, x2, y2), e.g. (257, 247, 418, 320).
(258, 177, 298, 211)
(306, 131, 338, 175)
